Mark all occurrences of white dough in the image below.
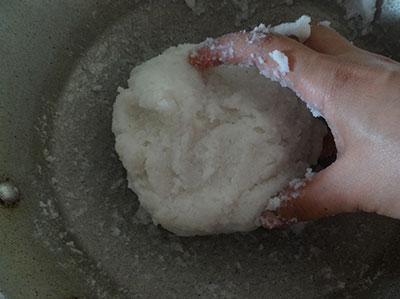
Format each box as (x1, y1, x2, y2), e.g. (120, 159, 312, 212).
(112, 44, 326, 236)
(271, 15, 311, 43)
(268, 50, 290, 75)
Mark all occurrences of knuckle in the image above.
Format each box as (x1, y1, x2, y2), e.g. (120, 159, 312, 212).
(324, 54, 400, 95)
(384, 69, 400, 87)
(319, 56, 369, 102)
(329, 60, 359, 91)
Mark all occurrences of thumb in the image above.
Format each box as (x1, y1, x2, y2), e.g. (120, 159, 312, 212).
(260, 158, 359, 229)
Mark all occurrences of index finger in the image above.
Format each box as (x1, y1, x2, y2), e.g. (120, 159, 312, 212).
(188, 32, 334, 119)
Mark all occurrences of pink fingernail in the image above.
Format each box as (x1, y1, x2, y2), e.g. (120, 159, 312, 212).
(260, 211, 286, 229)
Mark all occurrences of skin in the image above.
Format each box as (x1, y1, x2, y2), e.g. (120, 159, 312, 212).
(188, 25, 400, 228)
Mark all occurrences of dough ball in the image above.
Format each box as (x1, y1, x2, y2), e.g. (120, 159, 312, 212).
(112, 44, 326, 236)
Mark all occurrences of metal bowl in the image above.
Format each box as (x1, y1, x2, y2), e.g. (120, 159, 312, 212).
(1, 0, 400, 298)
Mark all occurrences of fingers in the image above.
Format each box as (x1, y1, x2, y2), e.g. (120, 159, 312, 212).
(304, 24, 357, 55)
(188, 32, 335, 117)
(188, 32, 317, 79)
(259, 159, 359, 229)
(188, 25, 362, 121)
(188, 34, 251, 69)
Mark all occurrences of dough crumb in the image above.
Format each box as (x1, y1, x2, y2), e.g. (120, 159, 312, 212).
(248, 15, 311, 45)
(268, 50, 290, 75)
(319, 20, 332, 29)
(264, 167, 316, 212)
(271, 15, 311, 43)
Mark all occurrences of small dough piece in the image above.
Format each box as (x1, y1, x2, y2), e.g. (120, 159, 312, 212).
(112, 44, 325, 236)
(270, 15, 311, 42)
(268, 50, 290, 75)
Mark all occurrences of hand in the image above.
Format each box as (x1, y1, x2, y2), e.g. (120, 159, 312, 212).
(188, 25, 400, 228)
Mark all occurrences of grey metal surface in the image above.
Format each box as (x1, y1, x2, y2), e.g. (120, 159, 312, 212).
(1, 0, 400, 298)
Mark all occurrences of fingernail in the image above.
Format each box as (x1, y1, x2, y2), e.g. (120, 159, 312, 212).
(259, 211, 286, 229)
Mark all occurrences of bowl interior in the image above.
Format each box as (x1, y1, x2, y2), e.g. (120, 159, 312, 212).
(1, 0, 400, 298)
